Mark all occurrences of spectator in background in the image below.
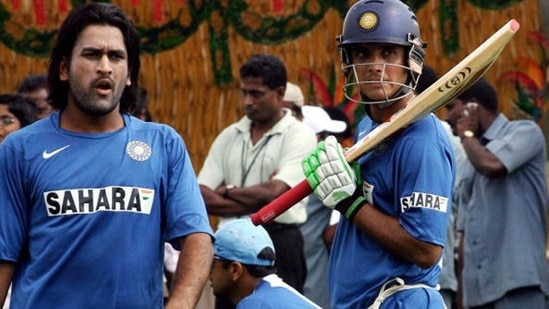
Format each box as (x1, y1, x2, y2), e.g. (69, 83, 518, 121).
(302, 105, 347, 141)
(446, 77, 549, 308)
(17, 74, 52, 119)
(324, 106, 354, 147)
(210, 219, 321, 308)
(198, 53, 317, 309)
(282, 82, 304, 120)
(0, 93, 39, 143)
(299, 105, 347, 309)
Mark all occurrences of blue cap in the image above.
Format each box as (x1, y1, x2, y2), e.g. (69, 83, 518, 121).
(213, 219, 275, 266)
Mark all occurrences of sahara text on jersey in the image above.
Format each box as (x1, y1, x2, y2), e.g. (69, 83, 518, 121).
(44, 186, 155, 216)
(400, 192, 448, 213)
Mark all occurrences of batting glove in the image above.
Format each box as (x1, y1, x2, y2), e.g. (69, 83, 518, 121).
(302, 136, 366, 220)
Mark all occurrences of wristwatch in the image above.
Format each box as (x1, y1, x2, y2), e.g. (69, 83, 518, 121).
(463, 130, 475, 138)
(224, 184, 236, 198)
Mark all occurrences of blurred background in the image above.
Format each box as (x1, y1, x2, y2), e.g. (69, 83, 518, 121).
(0, 0, 547, 172)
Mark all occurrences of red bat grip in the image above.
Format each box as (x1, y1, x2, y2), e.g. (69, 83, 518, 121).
(250, 179, 313, 225)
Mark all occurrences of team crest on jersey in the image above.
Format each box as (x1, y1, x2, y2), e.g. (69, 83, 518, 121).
(359, 12, 378, 31)
(126, 140, 152, 161)
(400, 192, 448, 213)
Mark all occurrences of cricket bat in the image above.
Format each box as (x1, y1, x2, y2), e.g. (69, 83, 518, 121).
(251, 19, 520, 225)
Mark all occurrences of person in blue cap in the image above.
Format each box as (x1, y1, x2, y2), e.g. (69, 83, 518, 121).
(210, 219, 321, 309)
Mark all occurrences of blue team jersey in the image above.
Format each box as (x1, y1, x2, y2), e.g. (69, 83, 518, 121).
(329, 114, 455, 309)
(237, 274, 321, 308)
(0, 112, 213, 309)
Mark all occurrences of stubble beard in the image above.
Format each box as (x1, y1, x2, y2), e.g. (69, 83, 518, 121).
(68, 77, 124, 116)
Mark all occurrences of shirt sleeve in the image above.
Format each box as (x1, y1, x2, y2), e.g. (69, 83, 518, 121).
(394, 134, 454, 247)
(0, 142, 29, 261)
(163, 129, 214, 247)
(486, 121, 544, 174)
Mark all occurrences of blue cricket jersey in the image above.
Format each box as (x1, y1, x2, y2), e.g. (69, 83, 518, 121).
(0, 112, 213, 309)
(237, 274, 321, 308)
(329, 114, 455, 308)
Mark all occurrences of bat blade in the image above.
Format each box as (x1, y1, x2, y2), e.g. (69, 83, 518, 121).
(251, 19, 520, 226)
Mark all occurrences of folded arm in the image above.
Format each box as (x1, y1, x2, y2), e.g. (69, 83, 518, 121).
(200, 180, 290, 216)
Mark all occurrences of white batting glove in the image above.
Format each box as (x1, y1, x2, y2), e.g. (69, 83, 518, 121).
(302, 136, 366, 220)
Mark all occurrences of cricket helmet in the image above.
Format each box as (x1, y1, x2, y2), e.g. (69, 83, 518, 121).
(337, 0, 427, 106)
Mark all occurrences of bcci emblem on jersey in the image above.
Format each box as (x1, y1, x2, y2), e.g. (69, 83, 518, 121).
(126, 140, 152, 161)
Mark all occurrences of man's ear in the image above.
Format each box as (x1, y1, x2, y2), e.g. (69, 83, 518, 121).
(276, 85, 286, 98)
(229, 261, 244, 281)
(59, 58, 69, 81)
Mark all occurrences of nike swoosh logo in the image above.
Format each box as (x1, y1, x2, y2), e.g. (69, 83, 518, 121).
(42, 145, 71, 159)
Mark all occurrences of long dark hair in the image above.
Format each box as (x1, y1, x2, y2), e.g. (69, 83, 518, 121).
(47, 3, 140, 114)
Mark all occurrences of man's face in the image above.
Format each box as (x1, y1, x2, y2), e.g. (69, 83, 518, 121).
(349, 43, 408, 101)
(59, 24, 131, 116)
(209, 259, 235, 300)
(0, 104, 21, 143)
(240, 77, 283, 124)
(444, 98, 466, 135)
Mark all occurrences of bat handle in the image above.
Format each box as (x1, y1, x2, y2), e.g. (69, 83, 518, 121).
(250, 180, 313, 225)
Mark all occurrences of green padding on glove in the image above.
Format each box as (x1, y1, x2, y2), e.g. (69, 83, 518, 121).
(301, 136, 365, 220)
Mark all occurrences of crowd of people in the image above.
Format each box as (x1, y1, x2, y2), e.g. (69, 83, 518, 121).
(0, 1, 548, 309)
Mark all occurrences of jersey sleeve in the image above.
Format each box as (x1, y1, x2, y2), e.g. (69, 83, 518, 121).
(0, 142, 29, 261)
(394, 133, 455, 246)
(163, 128, 213, 247)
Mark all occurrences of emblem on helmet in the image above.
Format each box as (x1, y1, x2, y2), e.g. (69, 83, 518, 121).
(359, 12, 378, 31)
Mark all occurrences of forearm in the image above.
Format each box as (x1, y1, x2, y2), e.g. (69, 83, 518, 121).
(203, 180, 290, 216)
(460, 135, 506, 178)
(0, 260, 15, 307)
(223, 180, 289, 210)
(200, 185, 252, 216)
(351, 204, 443, 268)
(165, 233, 213, 309)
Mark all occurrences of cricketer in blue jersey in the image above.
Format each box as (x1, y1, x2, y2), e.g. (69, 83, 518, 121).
(0, 3, 213, 309)
(210, 219, 321, 309)
(301, 0, 455, 308)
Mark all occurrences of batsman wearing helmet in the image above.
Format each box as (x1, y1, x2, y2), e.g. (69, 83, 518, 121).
(301, 0, 456, 308)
